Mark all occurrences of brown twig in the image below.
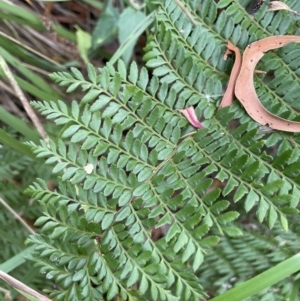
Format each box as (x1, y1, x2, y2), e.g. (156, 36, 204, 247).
(0, 198, 35, 235)
(0, 56, 48, 141)
(0, 30, 62, 67)
(0, 271, 52, 301)
(174, 0, 196, 25)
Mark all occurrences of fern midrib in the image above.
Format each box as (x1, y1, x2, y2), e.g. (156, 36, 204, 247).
(160, 2, 227, 72)
(256, 67, 300, 120)
(42, 237, 127, 299)
(285, 132, 300, 150)
(88, 81, 177, 149)
(149, 179, 211, 253)
(128, 202, 204, 298)
(189, 127, 287, 218)
(206, 118, 300, 211)
(46, 215, 97, 245)
(34, 237, 86, 273)
(56, 77, 175, 157)
(131, 131, 218, 251)
(212, 113, 300, 203)
(95, 247, 128, 299)
(204, 229, 293, 278)
(255, 74, 300, 119)
(211, 245, 247, 276)
(152, 35, 223, 110)
(109, 225, 176, 299)
(31, 188, 114, 214)
(188, 1, 264, 43)
(172, 0, 300, 116)
(159, 5, 229, 79)
(34, 144, 132, 192)
(168, 157, 224, 234)
(206, 243, 261, 278)
(50, 102, 155, 171)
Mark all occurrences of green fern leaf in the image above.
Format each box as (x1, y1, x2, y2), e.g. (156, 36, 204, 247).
(25, 0, 300, 300)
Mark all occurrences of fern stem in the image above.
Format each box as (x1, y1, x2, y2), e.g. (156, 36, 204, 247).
(128, 203, 204, 298)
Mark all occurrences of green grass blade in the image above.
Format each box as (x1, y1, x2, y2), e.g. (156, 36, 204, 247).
(0, 246, 35, 273)
(0, 2, 44, 30)
(290, 279, 300, 301)
(109, 11, 155, 65)
(0, 32, 64, 71)
(14, 290, 41, 301)
(0, 47, 55, 96)
(0, 10, 37, 27)
(0, 67, 56, 101)
(35, 0, 103, 9)
(52, 23, 77, 42)
(0, 106, 39, 143)
(210, 253, 300, 301)
(81, 0, 104, 9)
(0, 129, 35, 158)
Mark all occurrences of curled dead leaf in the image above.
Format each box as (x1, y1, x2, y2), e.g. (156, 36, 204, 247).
(219, 41, 242, 108)
(268, 1, 300, 16)
(179, 106, 204, 129)
(235, 35, 300, 132)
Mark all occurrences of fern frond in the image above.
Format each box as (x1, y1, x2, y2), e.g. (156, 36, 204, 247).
(26, 178, 205, 300)
(28, 61, 241, 300)
(26, 0, 300, 300)
(143, 0, 300, 229)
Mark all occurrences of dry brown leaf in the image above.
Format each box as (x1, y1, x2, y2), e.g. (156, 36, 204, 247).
(268, 1, 300, 16)
(219, 41, 242, 108)
(235, 35, 300, 132)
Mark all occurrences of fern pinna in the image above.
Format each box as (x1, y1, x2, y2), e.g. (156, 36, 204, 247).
(26, 0, 300, 300)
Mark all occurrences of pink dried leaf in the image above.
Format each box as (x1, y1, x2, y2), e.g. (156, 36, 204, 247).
(179, 106, 204, 129)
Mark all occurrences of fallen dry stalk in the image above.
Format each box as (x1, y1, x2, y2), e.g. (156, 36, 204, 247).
(0, 271, 52, 301)
(0, 56, 48, 141)
(0, 197, 35, 235)
(174, 0, 197, 25)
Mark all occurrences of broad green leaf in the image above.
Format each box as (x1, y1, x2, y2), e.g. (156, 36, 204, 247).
(75, 26, 92, 65)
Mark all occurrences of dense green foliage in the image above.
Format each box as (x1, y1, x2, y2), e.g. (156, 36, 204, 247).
(24, 0, 300, 300)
